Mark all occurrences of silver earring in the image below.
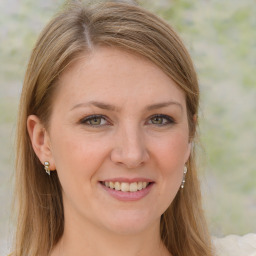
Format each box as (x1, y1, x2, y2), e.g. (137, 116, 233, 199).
(181, 165, 187, 189)
(44, 161, 51, 175)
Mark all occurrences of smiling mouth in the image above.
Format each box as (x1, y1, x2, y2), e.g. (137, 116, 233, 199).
(100, 181, 152, 192)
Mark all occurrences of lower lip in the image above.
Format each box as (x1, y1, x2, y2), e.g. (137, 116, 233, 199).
(99, 182, 154, 201)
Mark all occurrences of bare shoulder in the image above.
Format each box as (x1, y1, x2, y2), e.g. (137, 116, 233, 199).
(212, 233, 256, 256)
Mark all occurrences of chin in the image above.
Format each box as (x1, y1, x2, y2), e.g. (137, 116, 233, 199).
(99, 209, 159, 235)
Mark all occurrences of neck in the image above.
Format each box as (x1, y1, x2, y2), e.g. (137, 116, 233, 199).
(51, 213, 171, 256)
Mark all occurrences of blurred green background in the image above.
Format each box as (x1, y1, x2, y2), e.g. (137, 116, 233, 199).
(0, 0, 255, 254)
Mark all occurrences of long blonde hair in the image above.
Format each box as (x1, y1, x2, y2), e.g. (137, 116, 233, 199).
(14, 1, 213, 255)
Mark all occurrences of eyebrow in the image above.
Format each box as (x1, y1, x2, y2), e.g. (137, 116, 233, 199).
(70, 100, 183, 112)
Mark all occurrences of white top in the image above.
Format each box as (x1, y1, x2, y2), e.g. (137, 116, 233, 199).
(213, 233, 256, 256)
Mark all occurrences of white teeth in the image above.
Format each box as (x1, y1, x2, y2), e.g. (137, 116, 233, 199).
(137, 182, 143, 190)
(109, 181, 114, 189)
(103, 181, 150, 192)
(121, 182, 129, 192)
(114, 182, 121, 191)
(129, 182, 138, 192)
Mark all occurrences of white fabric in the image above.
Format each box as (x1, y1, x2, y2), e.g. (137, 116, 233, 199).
(213, 233, 256, 256)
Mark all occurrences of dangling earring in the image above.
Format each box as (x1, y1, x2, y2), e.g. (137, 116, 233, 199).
(44, 161, 51, 175)
(181, 165, 187, 189)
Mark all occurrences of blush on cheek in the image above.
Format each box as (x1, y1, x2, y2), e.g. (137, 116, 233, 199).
(156, 139, 188, 162)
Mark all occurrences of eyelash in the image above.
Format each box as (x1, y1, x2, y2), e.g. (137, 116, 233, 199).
(79, 114, 175, 128)
(80, 115, 109, 127)
(148, 114, 175, 126)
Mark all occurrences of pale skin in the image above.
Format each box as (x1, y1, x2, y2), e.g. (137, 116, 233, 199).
(27, 47, 192, 256)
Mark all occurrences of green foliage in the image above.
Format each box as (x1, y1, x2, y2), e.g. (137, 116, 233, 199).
(0, 0, 63, 81)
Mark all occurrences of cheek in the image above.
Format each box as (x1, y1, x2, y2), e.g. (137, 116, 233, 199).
(152, 132, 190, 170)
(150, 131, 190, 204)
(50, 132, 111, 217)
(50, 128, 108, 188)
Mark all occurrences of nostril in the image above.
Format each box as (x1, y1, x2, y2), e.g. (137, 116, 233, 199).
(110, 137, 150, 168)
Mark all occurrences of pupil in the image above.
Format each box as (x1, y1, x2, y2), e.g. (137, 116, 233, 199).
(92, 118, 100, 124)
(154, 117, 162, 124)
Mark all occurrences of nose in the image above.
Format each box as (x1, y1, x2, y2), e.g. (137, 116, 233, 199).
(110, 124, 150, 169)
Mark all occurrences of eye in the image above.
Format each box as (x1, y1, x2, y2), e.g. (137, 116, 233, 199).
(80, 115, 109, 127)
(148, 114, 175, 126)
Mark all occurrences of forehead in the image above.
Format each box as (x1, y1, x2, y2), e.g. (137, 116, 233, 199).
(55, 46, 186, 112)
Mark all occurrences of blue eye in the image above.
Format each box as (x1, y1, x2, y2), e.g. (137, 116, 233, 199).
(148, 114, 175, 126)
(80, 115, 109, 126)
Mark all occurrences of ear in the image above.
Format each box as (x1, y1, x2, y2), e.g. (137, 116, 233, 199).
(27, 115, 56, 171)
(193, 114, 197, 125)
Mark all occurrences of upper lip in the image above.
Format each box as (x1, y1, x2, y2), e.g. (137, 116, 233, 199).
(100, 177, 154, 183)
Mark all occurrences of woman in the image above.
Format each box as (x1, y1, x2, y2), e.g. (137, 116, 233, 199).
(13, 1, 213, 256)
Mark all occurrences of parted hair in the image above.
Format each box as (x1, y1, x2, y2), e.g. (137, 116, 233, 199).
(14, 1, 213, 255)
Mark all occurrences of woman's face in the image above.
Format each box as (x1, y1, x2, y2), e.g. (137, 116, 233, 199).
(47, 47, 191, 235)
